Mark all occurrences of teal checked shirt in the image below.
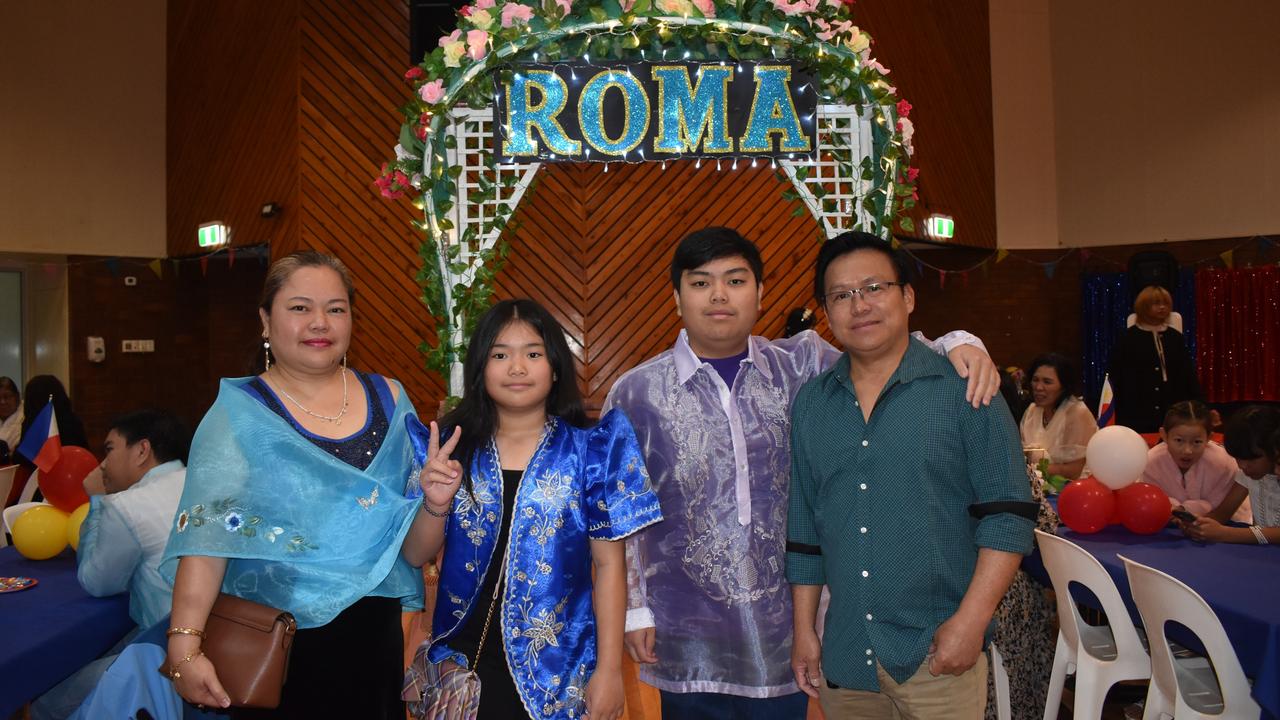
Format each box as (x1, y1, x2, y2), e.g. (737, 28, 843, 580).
(785, 338, 1035, 691)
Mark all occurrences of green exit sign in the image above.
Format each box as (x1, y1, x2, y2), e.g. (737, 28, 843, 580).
(198, 222, 229, 248)
(925, 215, 954, 240)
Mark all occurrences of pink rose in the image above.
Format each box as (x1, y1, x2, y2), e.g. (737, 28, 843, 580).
(620, 0, 636, 9)
(905, 166, 919, 182)
(404, 66, 425, 82)
(501, 2, 534, 26)
(439, 29, 461, 48)
(896, 99, 912, 118)
(692, 0, 716, 17)
(419, 79, 445, 104)
(475, 0, 496, 8)
(466, 29, 489, 61)
(897, 116, 914, 152)
(864, 58, 890, 75)
(554, 0, 572, 15)
(459, 5, 472, 16)
(770, 0, 818, 16)
(375, 164, 404, 199)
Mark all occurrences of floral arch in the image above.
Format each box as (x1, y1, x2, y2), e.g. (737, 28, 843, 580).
(379, 0, 918, 395)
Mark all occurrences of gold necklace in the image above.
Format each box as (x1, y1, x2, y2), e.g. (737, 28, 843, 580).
(272, 369, 349, 425)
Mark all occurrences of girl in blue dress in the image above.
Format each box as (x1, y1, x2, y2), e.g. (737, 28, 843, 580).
(401, 299, 662, 720)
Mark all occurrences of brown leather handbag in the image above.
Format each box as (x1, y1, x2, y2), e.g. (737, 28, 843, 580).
(203, 593, 298, 708)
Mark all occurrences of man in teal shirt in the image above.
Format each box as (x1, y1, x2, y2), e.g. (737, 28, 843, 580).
(786, 232, 1035, 718)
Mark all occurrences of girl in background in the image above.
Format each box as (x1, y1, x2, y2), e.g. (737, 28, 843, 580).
(1142, 401, 1247, 519)
(1184, 406, 1278, 544)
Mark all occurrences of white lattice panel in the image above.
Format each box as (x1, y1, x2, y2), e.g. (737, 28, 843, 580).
(445, 107, 541, 285)
(778, 103, 883, 238)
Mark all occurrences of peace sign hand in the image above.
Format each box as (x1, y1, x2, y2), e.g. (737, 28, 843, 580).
(421, 421, 463, 514)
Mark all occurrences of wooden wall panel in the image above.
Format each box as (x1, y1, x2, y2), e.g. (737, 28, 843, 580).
(167, 0, 300, 257)
(495, 161, 824, 410)
(296, 0, 442, 410)
(68, 257, 267, 452)
(857, 0, 996, 248)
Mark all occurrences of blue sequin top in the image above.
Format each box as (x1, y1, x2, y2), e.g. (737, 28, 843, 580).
(242, 370, 394, 470)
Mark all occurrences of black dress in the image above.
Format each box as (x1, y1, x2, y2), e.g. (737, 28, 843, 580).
(1107, 325, 1201, 433)
(232, 371, 405, 719)
(444, 468, 528, 719)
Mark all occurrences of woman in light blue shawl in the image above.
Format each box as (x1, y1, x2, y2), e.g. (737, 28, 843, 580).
(160, 252, 426, 718)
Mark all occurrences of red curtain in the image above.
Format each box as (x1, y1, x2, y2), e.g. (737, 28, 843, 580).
(1195, 265, 1280, 402)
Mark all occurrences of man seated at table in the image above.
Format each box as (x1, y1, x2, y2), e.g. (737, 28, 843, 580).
(31, 409, 189, 720)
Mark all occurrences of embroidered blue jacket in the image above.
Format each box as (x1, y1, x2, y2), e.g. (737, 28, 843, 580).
(407, 410, 662, 719)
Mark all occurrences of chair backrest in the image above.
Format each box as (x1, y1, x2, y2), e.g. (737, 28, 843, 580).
(1034, 530, 1148, 661)
(1121, 555, 1261, 718)
(3, 501, 49, 536)
(17, 469, 38, 504)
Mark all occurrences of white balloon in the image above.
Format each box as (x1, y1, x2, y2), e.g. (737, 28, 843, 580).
(1086, 425, 1149, 490)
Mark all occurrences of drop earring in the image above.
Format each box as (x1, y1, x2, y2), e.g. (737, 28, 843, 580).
(342, 353, 348, 371)
(263, 339, 272, 371)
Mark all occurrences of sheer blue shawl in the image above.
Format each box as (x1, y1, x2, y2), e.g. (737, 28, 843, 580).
(160, 377, 424, 628)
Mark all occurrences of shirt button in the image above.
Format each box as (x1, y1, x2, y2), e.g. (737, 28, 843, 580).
(861, 570, 869, 577)
(867, 659, 873, 665)
(860, 527, 868, 533)
(859, 483, 867, 490)
(866, 649, 873, 655)
(861, 440, 869, 447)
(866, 613, 873, 621)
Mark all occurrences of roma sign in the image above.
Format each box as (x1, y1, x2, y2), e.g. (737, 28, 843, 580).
(494, 61, 817, 163)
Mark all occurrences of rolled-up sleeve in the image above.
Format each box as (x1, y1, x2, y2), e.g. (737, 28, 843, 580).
(963, 398, 1036, 555)
(786, 388, 825, 585)
(77, 496, 142, 597)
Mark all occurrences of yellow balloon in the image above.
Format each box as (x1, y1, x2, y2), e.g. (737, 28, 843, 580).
(67, 502, 92, 551)
(12, 505, 70, 560)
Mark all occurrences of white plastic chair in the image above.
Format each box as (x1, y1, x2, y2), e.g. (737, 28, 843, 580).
(3, 500, 50, 537)
(17, 468, 39, 504)
(991, 642, 1011, 720)
(1120, 555, 1261, 720)
(1036, 530, 1151, 720)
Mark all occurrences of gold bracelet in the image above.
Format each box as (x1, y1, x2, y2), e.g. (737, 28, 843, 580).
(166, 626, 206, 638)
(162, 650, 204, 680)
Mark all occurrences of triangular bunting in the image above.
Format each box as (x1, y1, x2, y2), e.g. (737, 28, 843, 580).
(148, 259, 163, 278)
(1079, 248, 1092, 262)
(1044, 262, 1057, 279)
(961, 271, 970, 288)
(938, 270, 947, 289)
(200, 257, 209, 276)
(1220, 250, 1234, 269)
(228, 247, 236, 268)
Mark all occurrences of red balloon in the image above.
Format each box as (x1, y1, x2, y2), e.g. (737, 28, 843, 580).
(1058, 477, 1116, 534)
(38, 446, 98, 512)
(1116, 482, 1173, 535)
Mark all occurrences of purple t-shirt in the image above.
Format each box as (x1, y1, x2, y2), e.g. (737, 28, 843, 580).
(699, 349, 749, 389)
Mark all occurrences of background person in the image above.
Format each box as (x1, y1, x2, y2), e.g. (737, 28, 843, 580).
(31, 409, 189, 720)
(1185, 406, 1279, 545)
(1019, 353, 1096, 481)
(0, 376, 22, 463)
(1142, 400, 1247, 519)
(161, 251, 425, 718)
(1107, 285, 1200, 433)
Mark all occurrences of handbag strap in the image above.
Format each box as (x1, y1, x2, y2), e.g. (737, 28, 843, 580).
(469, 518, 511, 672)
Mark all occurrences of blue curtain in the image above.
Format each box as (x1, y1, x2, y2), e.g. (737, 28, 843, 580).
(1079, 268, 1196, 412)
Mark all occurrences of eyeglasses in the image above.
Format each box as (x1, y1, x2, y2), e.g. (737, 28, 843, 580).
(823, 281, 906, 307)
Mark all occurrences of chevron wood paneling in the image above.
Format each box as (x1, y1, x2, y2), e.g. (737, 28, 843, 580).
(494, 160, 825, 410)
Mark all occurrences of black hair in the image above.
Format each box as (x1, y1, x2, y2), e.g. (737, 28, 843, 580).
(998, 368, 1027, 423)
(441, 299, 588, 497)
(21, 375, 88, 449)
(783, 308, 814, 338)
(1223, 405, 1279, 463)
(1162, 400, 1213, 435)
(0, 376, 18, 398)
(812, 231, 914, 303)
(1027, 353, 1080, 409)
(669, 227, 764, 291)
(108, 409, 191, 465)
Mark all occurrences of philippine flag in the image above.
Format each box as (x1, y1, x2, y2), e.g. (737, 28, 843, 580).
(17, 401, 62, 472)
(1096, 374, 1116, 428)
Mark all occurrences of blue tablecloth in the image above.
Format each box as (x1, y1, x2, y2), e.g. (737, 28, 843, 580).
(1025, 525, 1280, 719)
(0, 546, 133, 716)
